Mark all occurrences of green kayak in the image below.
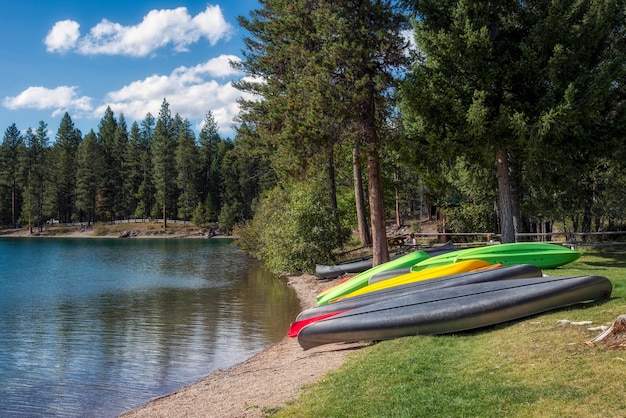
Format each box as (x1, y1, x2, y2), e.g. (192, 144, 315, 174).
(411, 242, 580, 272)
(316, 250, 431, 306)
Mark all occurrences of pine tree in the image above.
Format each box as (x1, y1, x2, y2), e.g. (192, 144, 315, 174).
(52, 113, 82, 223)
(97, 106, 128, 220)
(197, 112, 221, 221)
(176, 118, 198, 222)
(75, 130, 102, 224)
(0, 123, 24, 227)
(134, 113, 155, 220)
(152, 99, 177, 228)
(21, 123, 50, 232)
(32, 121, 49, 230)
(236, 0, 408, 265)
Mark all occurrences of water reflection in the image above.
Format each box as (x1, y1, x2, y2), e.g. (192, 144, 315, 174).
(0, 238, 301, 417)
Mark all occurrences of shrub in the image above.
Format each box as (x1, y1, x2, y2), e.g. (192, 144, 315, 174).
(236, 178, 350, 275)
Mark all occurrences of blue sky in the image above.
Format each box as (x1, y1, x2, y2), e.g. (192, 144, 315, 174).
(0, 1, 260, 138)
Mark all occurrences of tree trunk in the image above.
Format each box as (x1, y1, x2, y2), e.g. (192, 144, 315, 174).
(11, 183, 16, 229)
(367, 146, 389, 266)
(163, 201, 167, 229)
(496, 147, 515, 243)
(353, 145, 371, 246)
(327, 147, 343, 245)
(394, 172, 401, 228)
(509, 155, 522, 236)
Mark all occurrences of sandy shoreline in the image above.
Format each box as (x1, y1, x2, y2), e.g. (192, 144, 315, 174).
(121, 273, 365, 418)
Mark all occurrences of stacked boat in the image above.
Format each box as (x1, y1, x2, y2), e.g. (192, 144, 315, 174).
(291, 242, 612, 350)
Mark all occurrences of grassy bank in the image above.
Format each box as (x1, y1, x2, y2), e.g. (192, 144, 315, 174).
(277, 251, 626, 417)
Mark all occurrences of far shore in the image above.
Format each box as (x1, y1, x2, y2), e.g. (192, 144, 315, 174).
(0, 224, 234, 240)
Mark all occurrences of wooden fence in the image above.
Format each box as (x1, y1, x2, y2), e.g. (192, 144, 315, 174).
(396, 231, 626, 250)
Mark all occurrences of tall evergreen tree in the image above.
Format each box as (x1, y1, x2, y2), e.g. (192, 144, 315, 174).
(125, 122, 143, 218)
(329, 1, 409, 264)
(75, 130, 102, 224)
(97, 106, 124, 220)
(114, 114, 130, 218)
(134, 113, 156, 220)
(236, 0, 409, 265)
(152, 99, 177, 228)
(218, 142, 242, 233)
(197, 112, 221, 222)
(31, 121, 49, 231)
(0, 123, 24, 227)
(52, 113, 81, 223)
(176, 118, 198, 222)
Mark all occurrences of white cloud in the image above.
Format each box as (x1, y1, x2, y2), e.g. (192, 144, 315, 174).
(96, 55, 252, 135)
(45, 20, 81, 53)
(46, 5, 233, 57)
(2, 86, 92, 117)
(2, 55, 251, 136)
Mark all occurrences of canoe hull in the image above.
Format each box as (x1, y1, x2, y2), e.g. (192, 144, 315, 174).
(316, 250, 431, 305)
(295, 264, 542, 323)
(315, 259, 373, 279)
(298, 275, 612, 350)
(340, 259, 491, 300)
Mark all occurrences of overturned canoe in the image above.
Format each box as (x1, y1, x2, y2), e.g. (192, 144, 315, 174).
(298, 275, 612, 350)
(316, 250, 431, 306)
(337, 259, 492, 301)
(315, 258, 374, 279)
(289, 263, 542, 337)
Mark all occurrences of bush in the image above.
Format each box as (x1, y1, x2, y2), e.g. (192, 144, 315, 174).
(235, 178, 350, 275)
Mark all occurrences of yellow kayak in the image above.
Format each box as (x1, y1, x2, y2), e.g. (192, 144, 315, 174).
(333, 259, 493, 301)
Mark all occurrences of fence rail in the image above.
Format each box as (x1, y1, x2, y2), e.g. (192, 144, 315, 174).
(403, 231, 626, 249)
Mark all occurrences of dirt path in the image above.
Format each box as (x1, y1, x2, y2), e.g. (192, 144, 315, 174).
(121, 273, 366, 418)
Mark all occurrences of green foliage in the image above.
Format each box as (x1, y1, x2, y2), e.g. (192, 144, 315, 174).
(176, 118, 199, 222)
(75, 130, 102, 224)
(438, 157, 498, 233)
(401, 0, 626, 239)
(152, 100, 179, 223)
(236, 178, 350, 274)
(218, 202, 241, 235)
(51, 113, 82, 223)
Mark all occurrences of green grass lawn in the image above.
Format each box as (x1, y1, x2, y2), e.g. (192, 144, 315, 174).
(276, 251, 626, 417)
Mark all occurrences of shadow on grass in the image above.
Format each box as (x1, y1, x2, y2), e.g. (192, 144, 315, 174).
(578, 251, 626, 268)
(450, 298, 614, 338)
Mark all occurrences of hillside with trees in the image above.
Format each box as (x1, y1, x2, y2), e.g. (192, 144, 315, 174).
(1, 0, 625, 274)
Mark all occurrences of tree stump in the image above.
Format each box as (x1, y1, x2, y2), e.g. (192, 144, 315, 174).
(587, 315, 626, 349)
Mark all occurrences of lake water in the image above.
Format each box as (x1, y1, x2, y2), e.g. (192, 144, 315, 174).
(0, 238, 302, 417)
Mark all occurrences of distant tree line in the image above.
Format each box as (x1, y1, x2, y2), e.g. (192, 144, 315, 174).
(0, 99, 274, 233)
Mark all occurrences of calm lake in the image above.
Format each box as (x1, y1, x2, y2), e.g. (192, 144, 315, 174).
(0, 237, 302, 417)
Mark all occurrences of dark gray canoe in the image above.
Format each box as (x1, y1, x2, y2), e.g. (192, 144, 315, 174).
(296, 264, 542, 322)
(297, 275, 612, 350)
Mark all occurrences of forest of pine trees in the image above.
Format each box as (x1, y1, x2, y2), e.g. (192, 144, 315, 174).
(0, 99, 269, 233)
